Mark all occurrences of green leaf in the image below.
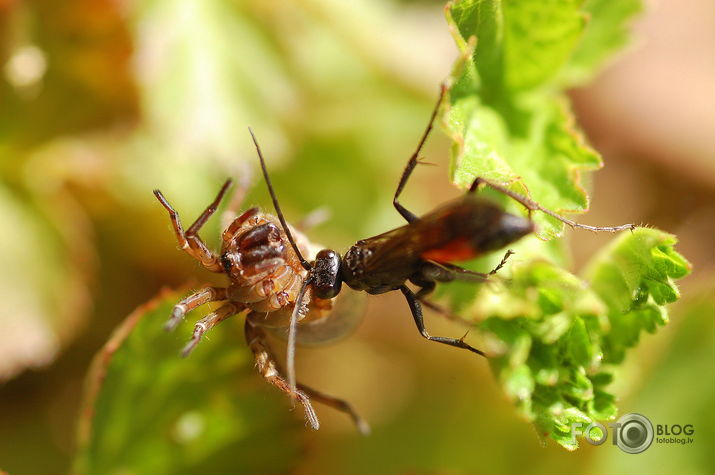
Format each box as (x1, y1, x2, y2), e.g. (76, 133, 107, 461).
(596, 284, 715, 474)
(440, 0, 690, 452)
(584, 228, 692, 363)
(445, 0, 606, 239)
(447, 0, 586, 95)
(436, 229, 688, 449)
(470, 260, 610, 449)
(74, 289, 303, 474)
(446, 94, 603, 239)
(560, 0, 643, 86)
(500, 1, 586, 92)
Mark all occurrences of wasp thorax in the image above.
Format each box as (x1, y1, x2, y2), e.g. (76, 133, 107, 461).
(312, 249, 343, 299)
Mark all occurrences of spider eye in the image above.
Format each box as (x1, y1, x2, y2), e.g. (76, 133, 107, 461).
(220, 254, 232, 273)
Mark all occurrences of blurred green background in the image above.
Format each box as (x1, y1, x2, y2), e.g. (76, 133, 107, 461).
(1, 0, 714, 473)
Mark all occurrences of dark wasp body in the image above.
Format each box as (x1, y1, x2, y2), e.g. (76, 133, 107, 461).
(251, 84, 633, 401)
(157, 84, 635, 433)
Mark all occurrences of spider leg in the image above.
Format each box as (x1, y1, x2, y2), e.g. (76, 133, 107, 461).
(393, 84, 447, 223)
(295, 206, 331, 232)
(244, 318, 369, 434)
(400, 285, 485, 357)
(221, 162, 254, 230)
(181, 302, 241, 357)
(244, 318, 320, 431)
(469, 177, 636, 233)
(165, 286, 228, 331)
(154, 180, 232, 272)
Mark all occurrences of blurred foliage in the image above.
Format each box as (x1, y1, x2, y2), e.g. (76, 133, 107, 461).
(561, 0, 643, 86)
(0, 0, 138, 147)
(1, 0, 447, 472)
(74, 289, 302, 475)
(0, 180, 93, 381)
(0, 0, 432, 382)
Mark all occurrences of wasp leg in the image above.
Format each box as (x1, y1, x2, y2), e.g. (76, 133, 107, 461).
(181, 302, 241, 357)
(165, 286, 228, 331)
(469, 177, 636, 233)
(419, 298, 480, 329)
(418, 261, 489, 284)
(412, 251, 514, 323)
(245, 319, 320, 431)
(393, 84, 447, 224)
(154, 179, 232, 272)
(411, 280, 474, 326)
(424, 249, 515, 281)
(486, 249, 515, 275)
(296, 383, 370, 436)
(410, 281, 461, 324)
(399, 285, 485, 357)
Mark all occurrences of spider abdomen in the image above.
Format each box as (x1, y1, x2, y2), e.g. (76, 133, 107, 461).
(220, 210, 328, 326)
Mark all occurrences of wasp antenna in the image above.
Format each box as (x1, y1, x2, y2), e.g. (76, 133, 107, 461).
(287, 276, 313, 396)
(248, 127, 312, 271)
(393, 84, 448, 223)
(413, 83, 447, 160)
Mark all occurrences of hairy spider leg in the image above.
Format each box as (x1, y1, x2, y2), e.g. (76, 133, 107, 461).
(181, 302, 243, 357)
(165, 287, 228, 331)
(244, 318, 314, 428)
(296, 382, 370, 436)
(154, 179, 233, 272)
(244, 318, 368, 434)
(221, 161, 255, 230)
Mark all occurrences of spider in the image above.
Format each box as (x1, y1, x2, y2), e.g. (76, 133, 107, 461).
(154, 176, 370, 434)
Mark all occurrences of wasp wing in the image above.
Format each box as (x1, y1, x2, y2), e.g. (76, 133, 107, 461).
(355, 196, 507, 274)
(266, 288, 366, 346)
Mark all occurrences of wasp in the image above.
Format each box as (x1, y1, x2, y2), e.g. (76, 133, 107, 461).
(249, 84, 635, 408)
(156, 84, 634, 434)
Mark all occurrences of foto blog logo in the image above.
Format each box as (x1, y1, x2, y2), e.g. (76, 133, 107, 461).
(570, 413, 693, 454)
